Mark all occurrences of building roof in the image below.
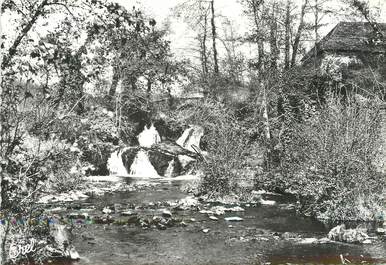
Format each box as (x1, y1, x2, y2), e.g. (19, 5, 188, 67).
(302, 22, 386, 62)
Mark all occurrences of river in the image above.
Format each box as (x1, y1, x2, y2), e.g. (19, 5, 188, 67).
(41, 176, 386, 265)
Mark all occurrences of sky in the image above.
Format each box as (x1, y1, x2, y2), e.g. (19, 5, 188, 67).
(113, 0, 386, 60)
(2, 0, 386, 62)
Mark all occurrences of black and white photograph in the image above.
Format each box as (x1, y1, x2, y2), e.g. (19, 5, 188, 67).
(1, 0, 386, 264)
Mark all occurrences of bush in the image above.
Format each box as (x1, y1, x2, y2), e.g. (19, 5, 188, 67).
(172, 99, 253, 196)
(279, 94, 386, 221)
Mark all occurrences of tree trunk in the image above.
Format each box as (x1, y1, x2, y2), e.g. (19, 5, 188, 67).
(202, 12, 209, 75)
(314, 0, 319, 69)
(109, 66, 120, 97)
(210, 0, 219, 74)
(269, 4, 278, 71)
(251, 0, 265, 72)
(291, 0, 308, 67)
(2, 0, 49, 69)
(284, 0, 291, 70)
(147, 78, 152, 99)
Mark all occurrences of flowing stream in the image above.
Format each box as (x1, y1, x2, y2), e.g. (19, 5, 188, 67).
(42, 176, 386, 265)
(49, 125, 386, 265)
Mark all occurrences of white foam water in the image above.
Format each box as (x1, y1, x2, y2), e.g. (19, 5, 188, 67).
(107, 148, 129, 175)
(176, 125, 204, 152)
(137, 123, 161, 148)
(129, 150, 160, 178)
(164, 159, 175, 178)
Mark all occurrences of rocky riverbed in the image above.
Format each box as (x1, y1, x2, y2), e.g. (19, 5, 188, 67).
(36, 176, 386, 265)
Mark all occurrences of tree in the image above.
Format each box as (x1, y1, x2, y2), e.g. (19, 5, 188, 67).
(174, 0, 214, 79)
(291, 0, 308, 67)
(210, 0, 219, 74)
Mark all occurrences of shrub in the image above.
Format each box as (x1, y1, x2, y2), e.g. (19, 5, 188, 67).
(279, 94, 386, 221)
(172, 99, 253, 197)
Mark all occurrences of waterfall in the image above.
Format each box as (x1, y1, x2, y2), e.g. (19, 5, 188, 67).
(137, 123, 161, 148)
(107, 148, 128, 175)
(129, 150, 160, 178)
(164, 159, 175, 178)
(176, 125, 204, 152)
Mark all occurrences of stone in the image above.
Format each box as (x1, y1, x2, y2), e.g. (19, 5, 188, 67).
(162, 209, 172, 218)
(152, 216, 163, 223)
(127, 215, 139, 224)
(68, 247, 80, 260)
(121, 211, 137, 216)
(281, 232, 298, 240)
(362, 239, 372, 244)
(298, 238, 318, 244)
(178, 196, 199, 210)
(157, 224, 167, 230)
(202, 228, 210, 233)
(226, 206, 245, 212)
(93, 216, 114, 224)
(102, 207, 113, 214)
(328, 224, 369, 243)
(209, 216, 218, 221)
(260, 199, 276, 205)
(224, 216, 243, 222)
(199, 210, 214, 215)
(67, 213, 89, 219)
(317, 237, 331, 244)
(376, 228, 385, 235)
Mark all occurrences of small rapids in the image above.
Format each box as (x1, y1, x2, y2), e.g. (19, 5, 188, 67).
(129, 150, 160, 178)
(137, 123, 161, 148)
(107, 124, 162, 177)
(106, 148, 129, 175)
(164, 159, 175, 178)
(107, 124, 201, 178)
(176, 125, 204, 152)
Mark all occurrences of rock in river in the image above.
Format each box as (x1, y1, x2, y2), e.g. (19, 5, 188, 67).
(162, 209, 173, 218)
(328, 224, 369, 243)
(224, 217, 244, 222)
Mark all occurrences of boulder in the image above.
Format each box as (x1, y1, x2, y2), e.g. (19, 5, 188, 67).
(328, 224, 369, 243)
(224, 216, 244, 222)
(49, 223, 79, 260)
(162, 209, 173, 218)
(121, 147, 140, 171)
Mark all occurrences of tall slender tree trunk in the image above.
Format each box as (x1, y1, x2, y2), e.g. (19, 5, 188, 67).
(146, 78, 152, 100)
(203, 13, 208, 75)
(314, 0, 319, 69)
(0, 19, 3, 263)
(109, 66, 120, 97)
(284, 0, 291, 70)
(201, 12, 209, 76)
(210, 0, 219, 74)
(269, 3, 278, 71)
(251, 0, 265, 72)
(291, 0, 307, 67)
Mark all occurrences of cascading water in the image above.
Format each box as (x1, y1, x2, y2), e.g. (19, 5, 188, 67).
(107, 124, 199, 178)
(137, 123, 161, 148)
(129, 150, 160, 178)
(164, 159, 175, 178)
(176, 125, 204, 152)
(107, 125, 162, 177)
(107, 148, 129, 175)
